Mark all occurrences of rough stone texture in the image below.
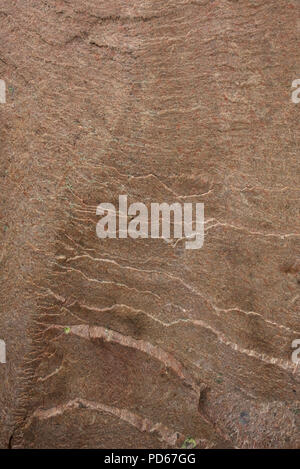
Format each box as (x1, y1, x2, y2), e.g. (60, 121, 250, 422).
(0, 0, 299, 449)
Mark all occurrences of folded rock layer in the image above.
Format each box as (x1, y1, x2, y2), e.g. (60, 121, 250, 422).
(0, 0, 299, 449)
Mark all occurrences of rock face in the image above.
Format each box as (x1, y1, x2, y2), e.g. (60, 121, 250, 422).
(0, 0, 299, 449)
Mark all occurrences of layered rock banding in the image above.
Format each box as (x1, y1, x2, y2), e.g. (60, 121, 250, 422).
(0, 0, 299, 449)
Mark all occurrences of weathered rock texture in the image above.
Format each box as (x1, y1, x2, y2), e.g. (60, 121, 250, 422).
(0, 0, 299, 449)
